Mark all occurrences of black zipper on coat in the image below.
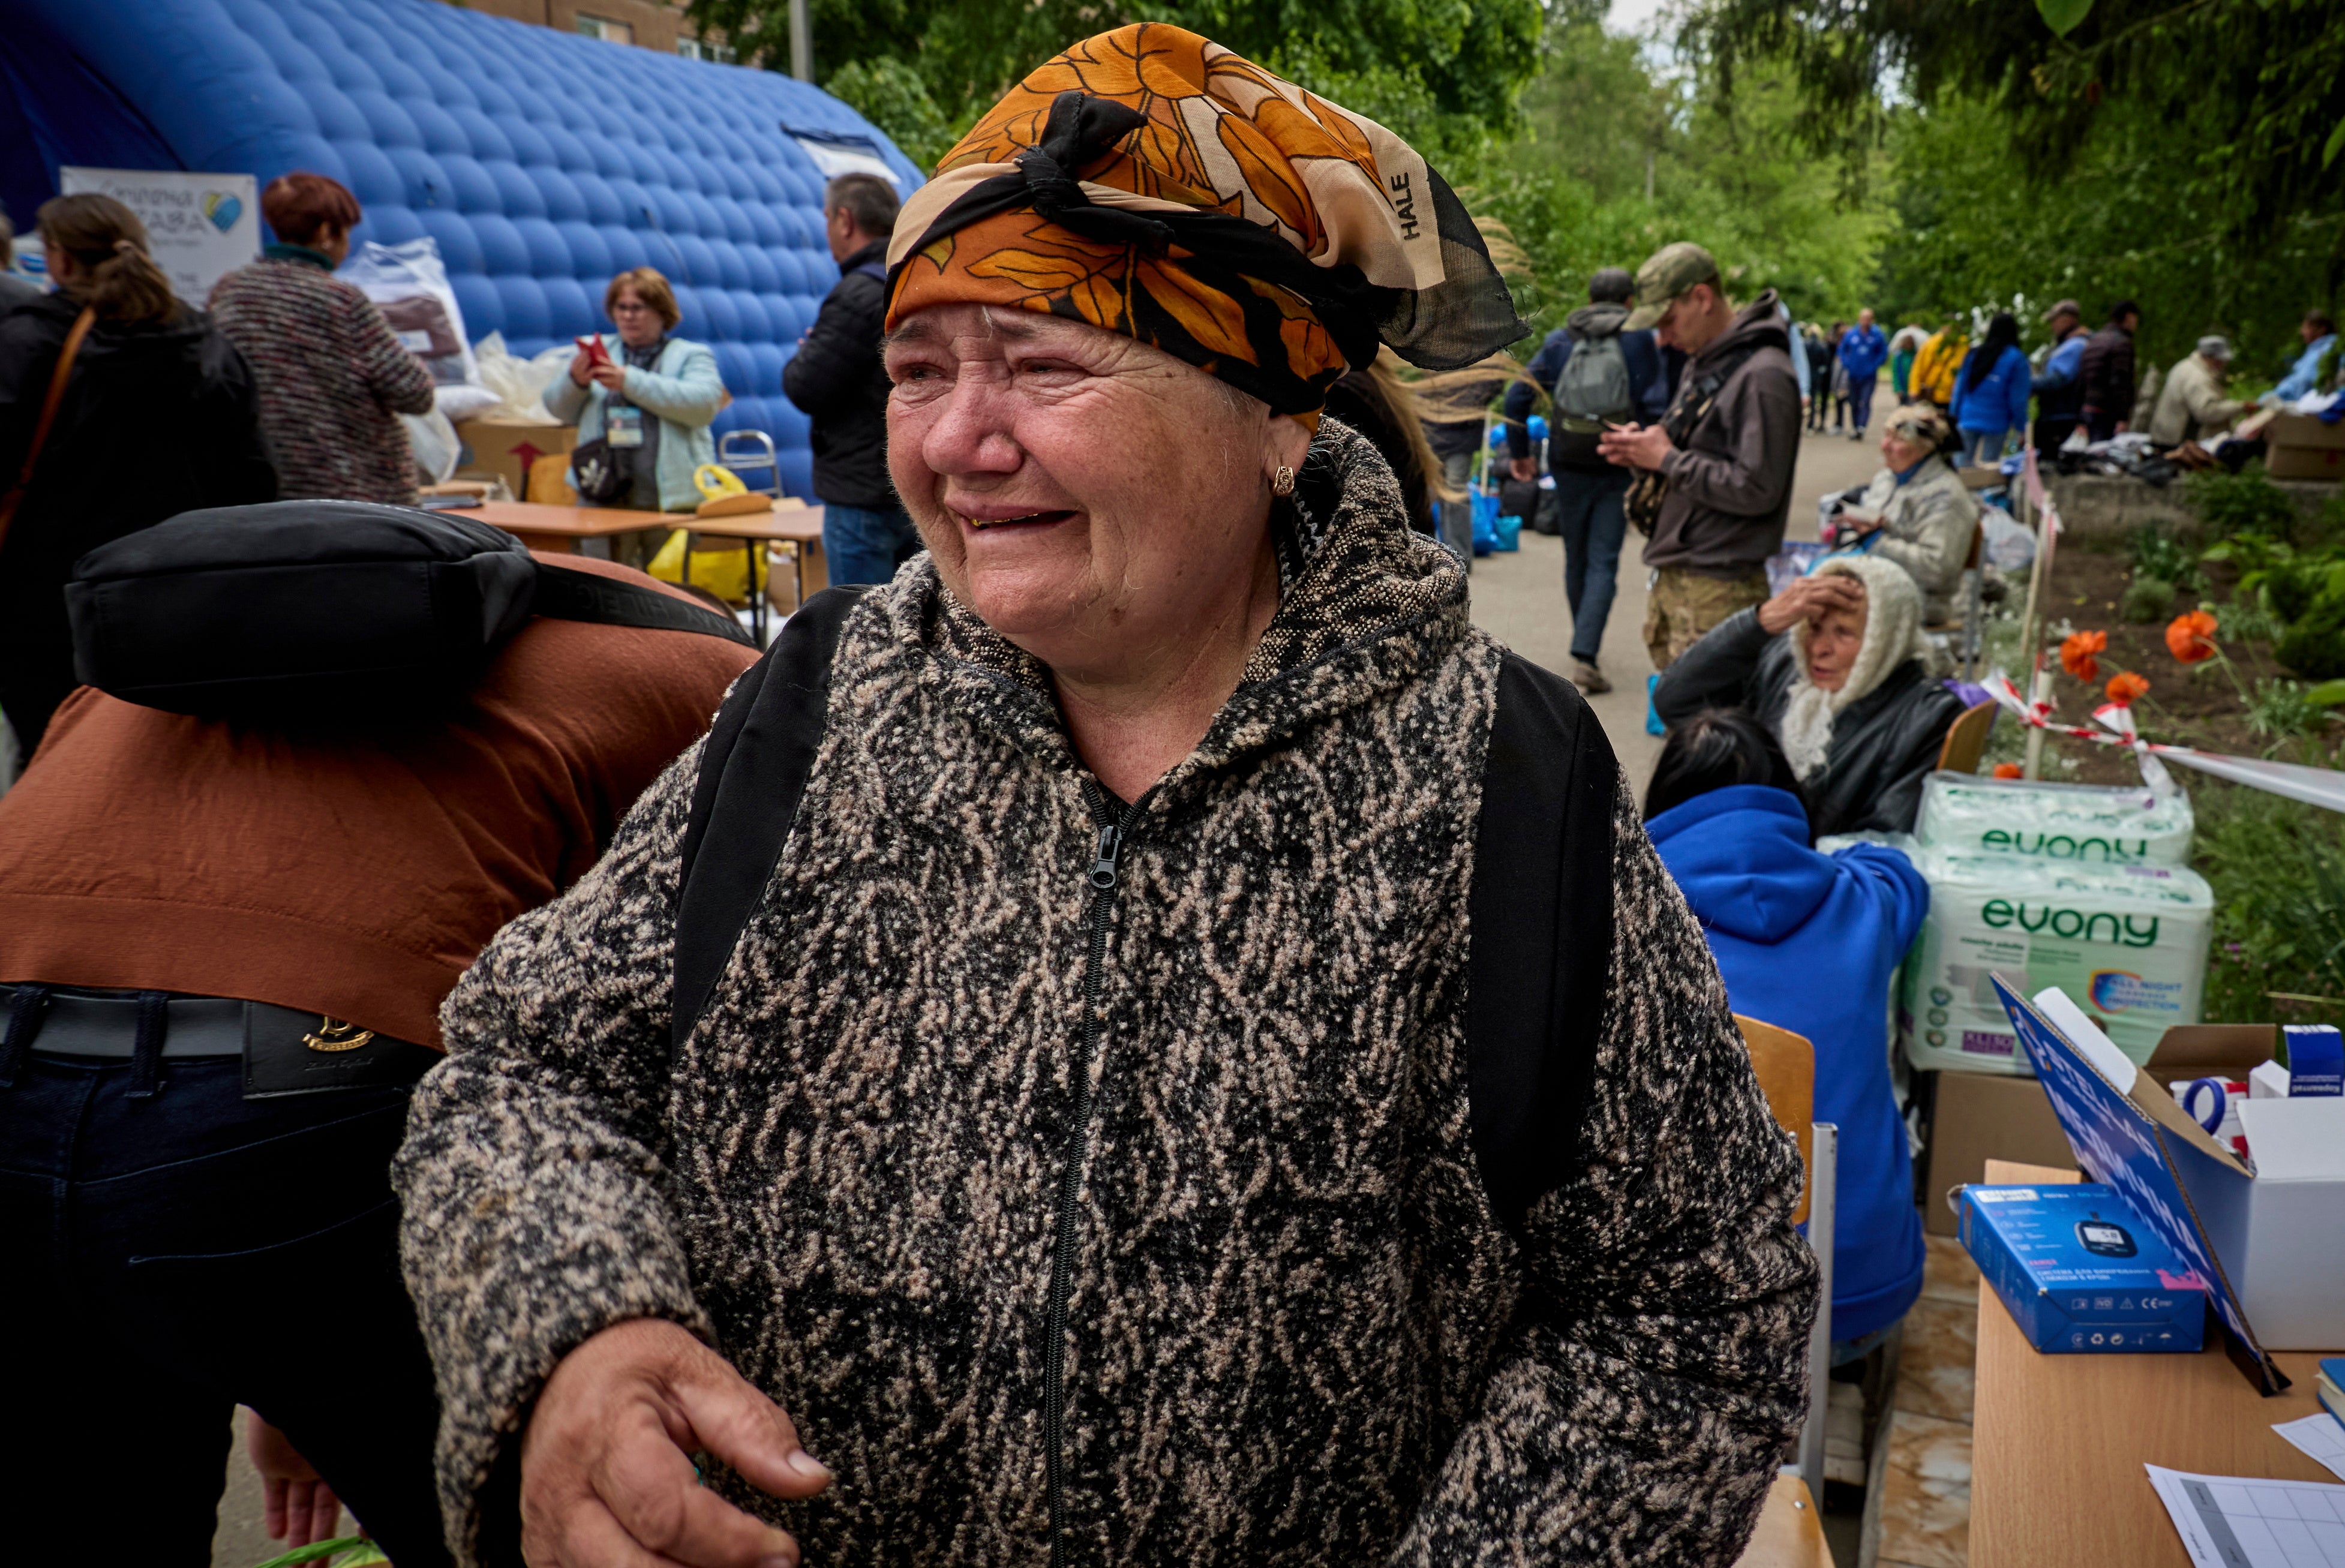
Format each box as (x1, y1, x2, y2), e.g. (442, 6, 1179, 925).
(1046, 781, 1139, 1568)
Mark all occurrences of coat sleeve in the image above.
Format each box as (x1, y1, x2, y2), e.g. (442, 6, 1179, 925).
(343, 289, 437, 416)
(1653, 606, 1774, 724)
(1834, 844, 1930, 951)
(2004, 353, 2031, 434)
(1658, 361, 1800, 519)
(543, 364, 591, 424)
(782, 276, 882, 417)
(1393, 775, 1818, 1564)
(621, 341, 726, 427)
(1869, 477, 1975, 605)
(1502, 335, 1561, 459)
(196, 328, 281, 505)
(394, 748, 713, 1567)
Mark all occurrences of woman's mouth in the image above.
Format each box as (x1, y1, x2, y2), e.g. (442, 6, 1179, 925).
(954, 508, 1076, 532)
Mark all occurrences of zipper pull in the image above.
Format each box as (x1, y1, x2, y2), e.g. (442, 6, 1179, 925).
(1087, 822, 1122, 891)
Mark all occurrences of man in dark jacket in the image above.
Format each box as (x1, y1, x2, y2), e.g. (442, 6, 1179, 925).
(1504, 267, 1668, 693)
(1598, 242, 1801, 671)
(783, 173, 912, 585)
(2079, 299, 2141, 443)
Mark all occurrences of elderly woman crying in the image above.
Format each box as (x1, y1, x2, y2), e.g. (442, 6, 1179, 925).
(397, 25, 1818, 1568)
(1655, 554, 1968, 838)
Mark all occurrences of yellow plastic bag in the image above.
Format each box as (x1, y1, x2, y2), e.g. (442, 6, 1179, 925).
(647, 527, 759, 604)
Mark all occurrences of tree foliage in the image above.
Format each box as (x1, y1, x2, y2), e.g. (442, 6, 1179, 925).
(685, 0, 1544, 175)
(1690, 0, 2345, 267)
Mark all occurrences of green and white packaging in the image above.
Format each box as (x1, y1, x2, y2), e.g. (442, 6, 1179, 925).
(1914, 771, 2195, 867)
(1898, 849, 2214, 1074)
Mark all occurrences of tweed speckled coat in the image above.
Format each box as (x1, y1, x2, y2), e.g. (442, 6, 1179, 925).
(395, 425, 1818, 1566)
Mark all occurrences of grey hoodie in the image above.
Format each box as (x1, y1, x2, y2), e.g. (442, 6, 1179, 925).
(1642, 289, 1802, 579)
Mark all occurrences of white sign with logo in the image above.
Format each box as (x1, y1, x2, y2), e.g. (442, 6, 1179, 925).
(58, 167, 260, 305)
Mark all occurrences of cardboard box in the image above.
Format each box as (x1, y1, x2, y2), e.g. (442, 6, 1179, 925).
(2264, 411, 2345, 483)
(1921, 1068, 2079, 1237)
(1959, 1183, 2206, 1353)
(454, 417, 577, 497)
(1995, 978, 2345, 1380)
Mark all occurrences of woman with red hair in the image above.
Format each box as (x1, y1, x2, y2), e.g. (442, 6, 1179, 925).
(208, 171, 436, 504)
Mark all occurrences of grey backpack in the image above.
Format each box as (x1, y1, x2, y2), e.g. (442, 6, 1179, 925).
(1551, 330, 1634, 465)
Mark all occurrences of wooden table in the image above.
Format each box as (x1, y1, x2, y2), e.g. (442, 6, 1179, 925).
(1969, 1159, 2340, 1566)
(458, 499, 828, 639)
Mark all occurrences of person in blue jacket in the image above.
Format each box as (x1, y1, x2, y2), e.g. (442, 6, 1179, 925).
(1836, 307, 1889, 441)
(2262, 308, 2338, 407)
(1949, 310, 2031, 466)
(1644, 708, 1929, 1361)
(2030, 299, 2089, 452)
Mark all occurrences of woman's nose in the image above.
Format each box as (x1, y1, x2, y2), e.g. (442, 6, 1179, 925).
(920, 373, 1024, 477)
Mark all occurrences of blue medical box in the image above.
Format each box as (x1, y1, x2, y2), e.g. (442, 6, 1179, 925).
(1959, 1183, 2208, 1354)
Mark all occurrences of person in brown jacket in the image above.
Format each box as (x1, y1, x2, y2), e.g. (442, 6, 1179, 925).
(0, 548, 755, 1565)
(1599, 242, 1802, 669)
(2079, 299, 2142, 443)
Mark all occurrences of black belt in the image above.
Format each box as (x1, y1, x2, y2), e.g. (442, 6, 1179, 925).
(0, 984, 439, 1100)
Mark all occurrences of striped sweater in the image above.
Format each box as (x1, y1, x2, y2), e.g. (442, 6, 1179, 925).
(208, 254, 434, 504)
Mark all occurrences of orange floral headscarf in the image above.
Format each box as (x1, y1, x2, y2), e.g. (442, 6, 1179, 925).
(884, 24, 1523, 422)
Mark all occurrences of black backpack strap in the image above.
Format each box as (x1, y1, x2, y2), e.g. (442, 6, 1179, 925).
(533, 560, 755, 647)
(1467, 651, 1620, 1240)
(670, 585, 871, 1053)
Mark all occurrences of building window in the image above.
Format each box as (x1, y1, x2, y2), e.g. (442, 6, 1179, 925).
(575, 13, 633, 44)
(678, 35, 735, 63)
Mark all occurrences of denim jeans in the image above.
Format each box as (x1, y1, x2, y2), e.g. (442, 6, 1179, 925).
(1439, 450, 1475, 570)
(1847, 373, 1878, 431)
(1553, 467, 1630, 663)
(0, 1049, 451, 1565)
(1960, 428, 2008, 467)
(822, 503, 923, 587)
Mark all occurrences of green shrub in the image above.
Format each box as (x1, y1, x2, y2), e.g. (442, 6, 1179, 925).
(2246, 679, 2324, 750)
(2275, 596, 2345, 679)
(2121, 576, 2178, 623)
(2214, 597, 2285, 644)
(2186, 461, 2299, 542)
(2129, 526, 2204, 591)
(2196, 782, 2345, 1026)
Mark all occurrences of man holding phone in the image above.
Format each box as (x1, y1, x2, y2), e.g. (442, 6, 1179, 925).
(1595, 242, 1801, 672)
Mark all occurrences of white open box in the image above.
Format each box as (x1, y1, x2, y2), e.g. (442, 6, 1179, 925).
(1992, 977, 2345, 1380)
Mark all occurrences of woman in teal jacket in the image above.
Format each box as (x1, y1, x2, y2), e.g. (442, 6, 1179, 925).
(544, 266, 725, 516)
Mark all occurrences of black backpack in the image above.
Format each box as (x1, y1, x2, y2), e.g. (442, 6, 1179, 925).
(66, 500, 751, 723)
(668, 588, 1617, 1241)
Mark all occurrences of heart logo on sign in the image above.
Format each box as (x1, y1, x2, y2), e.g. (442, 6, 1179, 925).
(202, 192, 242, 232)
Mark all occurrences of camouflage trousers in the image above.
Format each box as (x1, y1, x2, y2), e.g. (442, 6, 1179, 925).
(1644, 566, 1769, 670)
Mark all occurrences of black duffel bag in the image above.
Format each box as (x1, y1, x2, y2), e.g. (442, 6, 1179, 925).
(66, 500, 750, 723)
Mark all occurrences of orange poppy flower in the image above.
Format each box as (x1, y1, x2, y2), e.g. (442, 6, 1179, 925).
(2061, 629, 2107, 683)
(1992, 762, 2024, 779)
(2105, 671, 2151, 707)
(2167, 611, 2220, 665)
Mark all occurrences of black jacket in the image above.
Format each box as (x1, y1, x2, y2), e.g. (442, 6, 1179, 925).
(1653, 607, 1965, 839)
(782, 238, 895, 512)
(0, 293, 275, 749)
(2079, 324, 2138, 423)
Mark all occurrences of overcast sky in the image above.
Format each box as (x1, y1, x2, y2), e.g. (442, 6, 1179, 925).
(1607, 0, 1676, 32)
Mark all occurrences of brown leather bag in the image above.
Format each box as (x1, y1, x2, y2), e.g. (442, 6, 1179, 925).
(0, 305, 98, 552)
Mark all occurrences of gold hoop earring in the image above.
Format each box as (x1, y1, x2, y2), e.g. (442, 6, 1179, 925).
(1271, 464, 1296, 497)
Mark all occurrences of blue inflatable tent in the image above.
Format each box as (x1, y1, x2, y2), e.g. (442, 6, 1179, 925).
(0, 0, 922, 498)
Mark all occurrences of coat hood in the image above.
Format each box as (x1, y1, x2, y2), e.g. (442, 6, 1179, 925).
(1647, 784, 1834, 941)
(1565, 301, 1631, 339)
(1692, 289, 1789, 371)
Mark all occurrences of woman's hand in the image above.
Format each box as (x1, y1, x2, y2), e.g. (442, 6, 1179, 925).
(570, 349, 597, 388)
(522, 1318, 831, 1568)
(247, 1411, 343, 1548)
(590, 361, 629, 392)
(1756, 573, 1865, 635)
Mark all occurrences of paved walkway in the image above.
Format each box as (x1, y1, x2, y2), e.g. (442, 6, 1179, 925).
(1467, 411, 1885, 798)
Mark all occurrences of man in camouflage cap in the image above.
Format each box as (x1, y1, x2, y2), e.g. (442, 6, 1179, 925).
(1598, 241, 1801, 671)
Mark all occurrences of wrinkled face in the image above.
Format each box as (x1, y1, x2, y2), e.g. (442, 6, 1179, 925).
(885, 303, 1308, 677)
(1806, 588, 1868, 693)
(1880, 428, 1929, 473)
(609, 286, 665, 348)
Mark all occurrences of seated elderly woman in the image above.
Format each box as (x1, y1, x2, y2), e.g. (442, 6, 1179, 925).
(1824, 401, 1980, 623)
(1655, 554, 1966, 838)
(397, 26, 1816, 1568)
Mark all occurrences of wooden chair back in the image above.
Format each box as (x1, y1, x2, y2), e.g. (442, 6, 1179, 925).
(1937, 698, 1998, 774)
(528, 450, 580, 504)
(1734, 1014, 1815, 1227)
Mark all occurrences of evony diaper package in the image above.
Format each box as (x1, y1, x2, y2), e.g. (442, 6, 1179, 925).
(1896, 773, 2213, 1073)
